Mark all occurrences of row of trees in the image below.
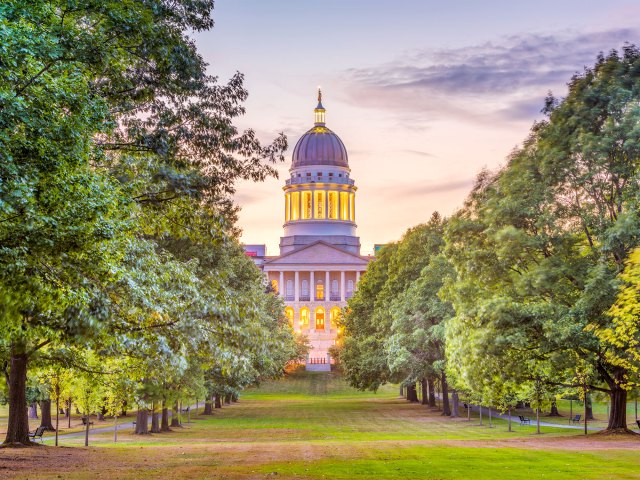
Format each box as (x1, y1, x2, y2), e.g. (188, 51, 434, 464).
(338, 46, 640, 433)
(1, 0, 300, 446)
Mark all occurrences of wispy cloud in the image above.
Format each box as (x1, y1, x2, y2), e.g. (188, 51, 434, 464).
(343, 28, 639, 124)
(377, 178, 476, 200)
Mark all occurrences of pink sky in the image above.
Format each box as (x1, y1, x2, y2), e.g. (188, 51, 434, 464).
(194, 1, 640, 254)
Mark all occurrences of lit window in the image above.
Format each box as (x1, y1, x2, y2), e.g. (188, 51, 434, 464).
(285, 307, 294, 326)
(301, 307, 310, 325)
(330, 307, 341, 326)
(315, 307, 325, 330)
(349, 193, 355, 222)
(316, 280, 324, 300)
(340, 192, 349, 220)
(302, 191, 312, 219)
(314, 191, 325, 219)
(271, 279, 278, 294)
(291, 192, 300, 220)
(285, 193, 290, 222)
(328, 191, 338, 219)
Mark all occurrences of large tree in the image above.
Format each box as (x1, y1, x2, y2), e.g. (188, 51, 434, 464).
(444, 47, 640, 432)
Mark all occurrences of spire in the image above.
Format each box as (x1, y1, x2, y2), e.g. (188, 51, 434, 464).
(314, 87, 326, 125)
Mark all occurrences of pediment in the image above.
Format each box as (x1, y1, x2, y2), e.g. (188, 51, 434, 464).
(264, 241, 370, 267)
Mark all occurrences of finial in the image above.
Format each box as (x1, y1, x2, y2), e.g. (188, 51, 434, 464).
(318, 87, 322, 104)
(314, 87, 326, 125)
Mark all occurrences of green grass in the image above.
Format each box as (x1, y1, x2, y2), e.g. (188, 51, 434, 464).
(2, 369, 640, 480)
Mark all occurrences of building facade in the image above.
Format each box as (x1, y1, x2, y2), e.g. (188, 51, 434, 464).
(246, 92, 372, 371)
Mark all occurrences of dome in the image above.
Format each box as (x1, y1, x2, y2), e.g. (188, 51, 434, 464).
(291, 125, 349, 170)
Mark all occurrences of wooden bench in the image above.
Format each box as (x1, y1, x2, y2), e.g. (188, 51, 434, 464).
(28, 426, 46, 443)
(518, 415, 531, 425)
(636, 420, 640, 430)
(570, 414, 581, 424)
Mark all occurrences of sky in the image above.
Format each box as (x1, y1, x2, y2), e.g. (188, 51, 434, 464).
(193, 0, 640, 255)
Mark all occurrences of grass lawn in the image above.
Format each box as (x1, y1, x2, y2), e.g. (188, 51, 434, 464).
(1, 369, 639, 479)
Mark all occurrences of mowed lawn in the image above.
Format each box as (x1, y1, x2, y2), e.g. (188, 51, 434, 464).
(1, 370, 639, 480)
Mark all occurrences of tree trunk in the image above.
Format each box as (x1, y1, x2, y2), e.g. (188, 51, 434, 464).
(441, 373, 451, 416)
(224, 393, 232, 405)
(161, 404, 170, 432)
(170, 401, 180, 427)
(420, 379, 428, 405)
(67, 398, 72, 429)
(28, 402, 38, 419)
(399, 385, 405, 398)
(451, 390, 459, 417)
(548, 400, 561, 417)
(232, 393, 239, 402)
(406, 383, 419, 402)
(427, 377, 436, 408)
(203, 396, 213, 415)
(608, 385, 629, 431)
(134, 409, 149, 435)
(150, 411, 160, 433)
(4, 351, 31, 446)
(585, 393, 594, 420)
(39, 399, 55, 430)
(214, 394, 222, 409)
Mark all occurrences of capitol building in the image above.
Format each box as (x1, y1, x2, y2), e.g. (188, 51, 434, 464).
(244, 91, 372, 371)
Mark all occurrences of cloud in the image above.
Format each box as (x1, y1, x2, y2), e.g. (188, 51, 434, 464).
(343, 28, 639, 124)
(377, 178, 476, 200)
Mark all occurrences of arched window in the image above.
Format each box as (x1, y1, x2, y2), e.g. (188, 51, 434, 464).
(286, 279, 294, 298)
(331, 279, 339, 296)
(301, 279, 309, 297)
(316, 280, 324, 300)
(315, 307, 325, 331)
(285, 307, 294, 327)
(300, 307, 310, 326)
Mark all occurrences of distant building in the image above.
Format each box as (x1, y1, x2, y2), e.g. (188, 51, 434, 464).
(245, 91, 372, 371)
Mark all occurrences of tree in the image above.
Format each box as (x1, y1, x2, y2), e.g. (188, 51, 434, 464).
(444, 47, 640, 432)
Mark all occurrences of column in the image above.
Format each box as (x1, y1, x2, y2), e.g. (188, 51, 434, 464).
(310, 271, 315, 300)
(356, 271, 361, 286)
(325, 271, 330, 301)
(340, 271, 345, 302)
(294, 271, 299, 302)
(279, 271, 284, 297)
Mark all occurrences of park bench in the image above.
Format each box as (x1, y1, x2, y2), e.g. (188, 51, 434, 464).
(518, 415, 531, 425)
(570, 414, 581, 424)
(81, 416, 94, 427)
(28, 426, 46, 443)
(636, 420, 640, 430)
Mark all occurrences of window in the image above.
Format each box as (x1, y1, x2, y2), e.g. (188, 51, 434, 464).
(285, 193, 290, 222)
(286, 280, 293, 297)
(328, 172, 333, 177)
(316, 280, 324, 300)
(285, 307, 294, 326)
(338, 174, 342, 177)
(291, 192, 300, 220)
(331, 280, 339, 296)
(328, 191, 338, 219)
(302, 191, 312, 219)
(317, 172, 322, 176)
(300, 307, 310, 326)
(271, 279, 278, 294)
(347, 280, 354, 294)
(340, 192, 349, 220)
(301, 280, 309, 297)
(349, 193, 355, 222)
(315, 307, 325, 330)
(314, 190, 325, 219)
(306, 172, 311, 176)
